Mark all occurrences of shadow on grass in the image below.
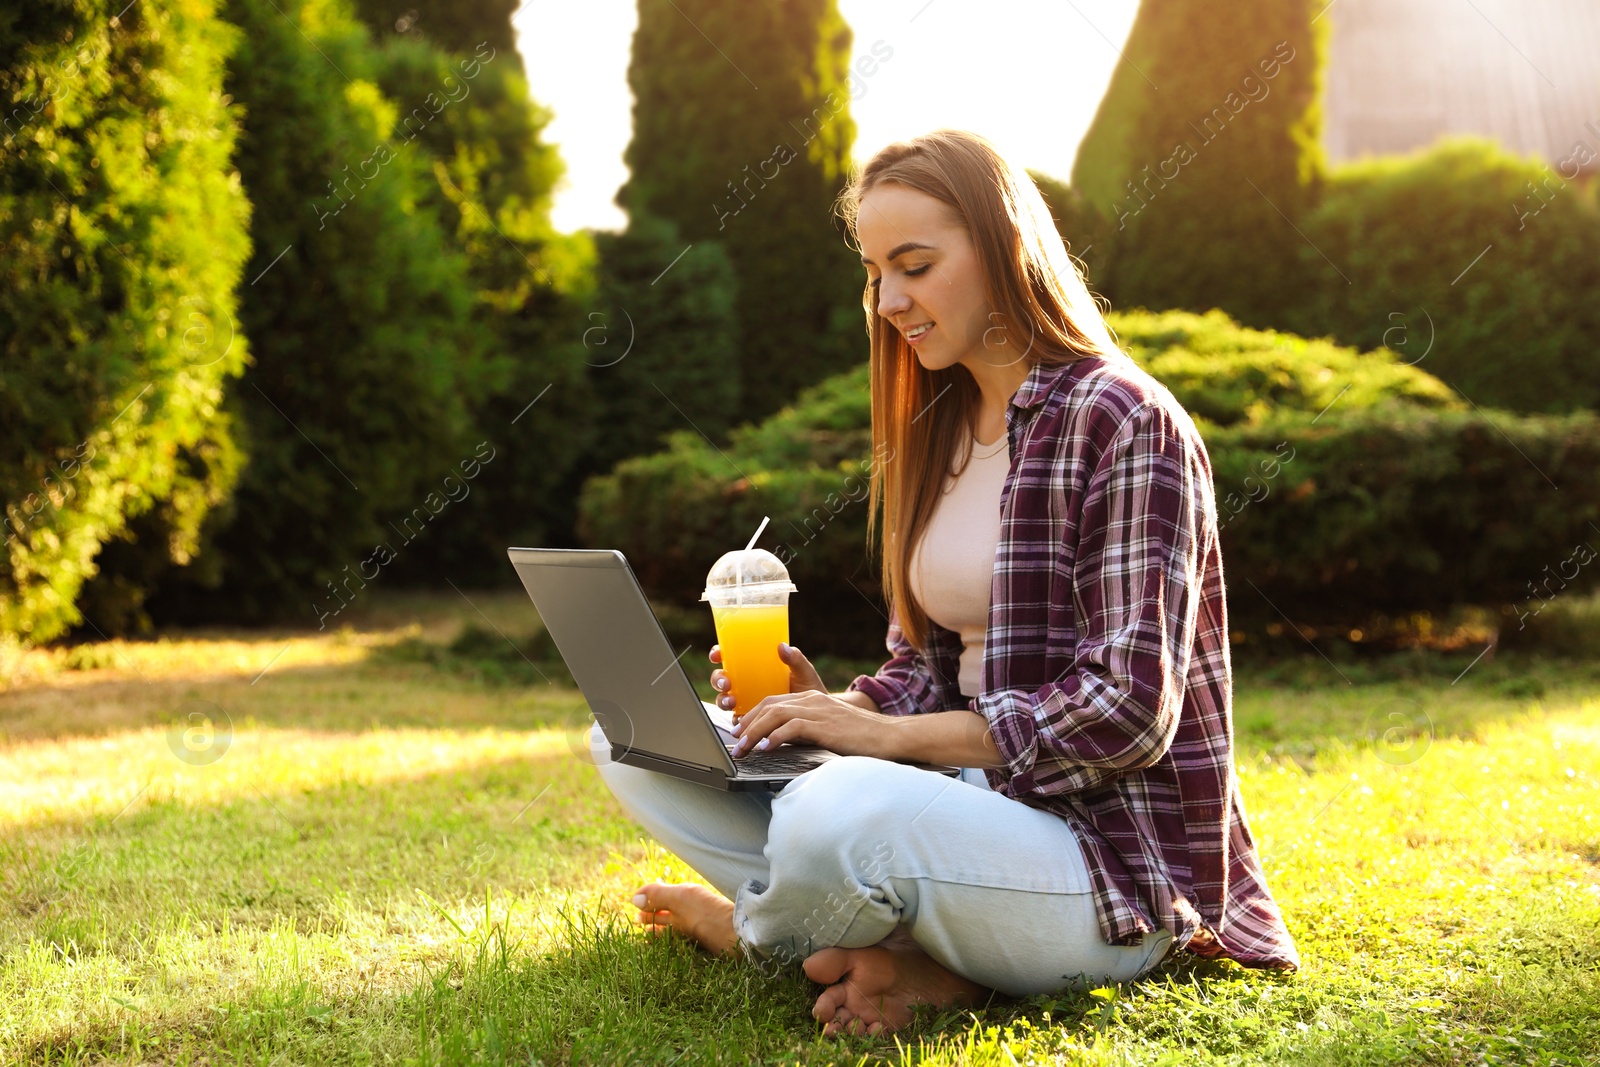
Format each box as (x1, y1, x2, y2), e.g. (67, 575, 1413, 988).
(8, 897, 1290, 1067)
(1227, 644, 1600, 768)
(369, 620, 574, 688)
(56, 906, 1590, 1067)
(0, 652, 594, 747)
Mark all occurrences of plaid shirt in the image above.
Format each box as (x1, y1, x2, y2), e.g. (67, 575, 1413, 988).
(847, 353, 1300, 971)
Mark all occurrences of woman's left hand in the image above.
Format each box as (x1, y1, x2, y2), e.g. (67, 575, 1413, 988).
(730, 690, 899, 761)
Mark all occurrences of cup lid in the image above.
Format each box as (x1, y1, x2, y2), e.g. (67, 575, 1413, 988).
(700, 548, 796, 599)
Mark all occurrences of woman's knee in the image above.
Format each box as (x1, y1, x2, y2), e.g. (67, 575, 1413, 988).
(767, 756, 913, 861)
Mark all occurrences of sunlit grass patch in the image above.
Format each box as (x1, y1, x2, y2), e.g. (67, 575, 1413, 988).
(3, 626, 393, 692)
(0, 590, 546, 693)
(0, 724, 582, 827)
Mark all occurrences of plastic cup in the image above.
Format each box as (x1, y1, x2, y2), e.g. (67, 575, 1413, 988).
(701, 548, 797, 717)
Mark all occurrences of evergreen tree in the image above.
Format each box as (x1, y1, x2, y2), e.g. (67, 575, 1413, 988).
(349, 0, 520, 66)
(1072, 0, 1327, 328)
(360, 34, 603, 582)
(0, 0, 252, 642)
(584, 215, 741, 479)
(620, 0, 866, 423)
(1028, 169, 1117, 302)
(136, 0, 481, 625)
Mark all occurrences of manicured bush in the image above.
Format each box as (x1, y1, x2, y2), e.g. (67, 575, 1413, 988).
(1287, 136, 1600, 416)
(1209, 403, 1600, 620)
(1110, 308, 1462, 431)
(577, 308, 1529, 652)
(0, 0, 252, 643)
(577, 424, 889, 653)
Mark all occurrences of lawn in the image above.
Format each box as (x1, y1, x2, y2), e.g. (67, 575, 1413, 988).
(1, 589, 1597, 1065)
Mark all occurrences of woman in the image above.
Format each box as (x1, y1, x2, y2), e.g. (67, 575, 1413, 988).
(593, 129, 1299, 1038)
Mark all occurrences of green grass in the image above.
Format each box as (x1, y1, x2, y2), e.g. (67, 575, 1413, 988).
(2, 589, 1597, 1065)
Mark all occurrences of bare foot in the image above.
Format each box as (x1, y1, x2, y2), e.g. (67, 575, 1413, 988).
(803, 930, 989, 1037)
(630, 882, 738, 956)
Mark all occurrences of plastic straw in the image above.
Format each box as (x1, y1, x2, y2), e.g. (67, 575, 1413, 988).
(738, 516, 770, 607)
(745, 516, 769, 551)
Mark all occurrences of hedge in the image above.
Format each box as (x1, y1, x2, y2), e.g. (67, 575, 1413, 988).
(1287, 136, 1600, 416)
(1209, 403, 1600, 618)
(575, 308, 1544, 653)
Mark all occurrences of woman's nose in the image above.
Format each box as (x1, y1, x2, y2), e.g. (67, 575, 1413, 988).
(876, 281, 912, 318)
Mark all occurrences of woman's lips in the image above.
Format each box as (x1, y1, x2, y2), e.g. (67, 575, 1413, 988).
(904, 322, 934, 345)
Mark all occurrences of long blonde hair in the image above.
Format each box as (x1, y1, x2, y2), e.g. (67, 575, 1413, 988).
(833, 129, 1123, 655)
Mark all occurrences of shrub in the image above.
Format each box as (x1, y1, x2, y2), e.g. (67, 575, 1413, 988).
(0, 0, 252, 643)
(576, 308, 1517, 652)
(378, 621, 574, 687)
(580, 214, 741, 479)
(1287, 136, 1600, 415)
(1209, 403, 1600, 620)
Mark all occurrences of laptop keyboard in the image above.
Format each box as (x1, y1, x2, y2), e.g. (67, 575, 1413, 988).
(731, 748, 833, 776)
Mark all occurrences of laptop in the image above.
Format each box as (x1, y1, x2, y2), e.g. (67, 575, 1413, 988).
(507, 546, 962, 791)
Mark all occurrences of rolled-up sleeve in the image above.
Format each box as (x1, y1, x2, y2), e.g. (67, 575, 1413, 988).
(975, 402, 1205, 794)
(846, 602, 944, 717)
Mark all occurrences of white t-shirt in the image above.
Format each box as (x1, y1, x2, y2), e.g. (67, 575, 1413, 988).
(908, 428, 1010, 700)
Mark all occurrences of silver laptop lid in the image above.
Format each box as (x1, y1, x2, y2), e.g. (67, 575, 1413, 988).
(507, 547, 735, 776)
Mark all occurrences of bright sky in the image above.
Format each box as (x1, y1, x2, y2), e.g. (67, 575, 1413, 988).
(513, 0, 1141, 234)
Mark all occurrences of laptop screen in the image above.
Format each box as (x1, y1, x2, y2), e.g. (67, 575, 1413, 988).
(507, 547, 733, 774)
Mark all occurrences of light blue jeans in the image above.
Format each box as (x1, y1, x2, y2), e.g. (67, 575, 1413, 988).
(589, 723, 1172, 996)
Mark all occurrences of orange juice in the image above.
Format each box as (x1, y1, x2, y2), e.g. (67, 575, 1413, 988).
(711, 603, 790, 716)
(701, 541, 796, 716)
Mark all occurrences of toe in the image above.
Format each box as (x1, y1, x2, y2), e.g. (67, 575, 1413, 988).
(803, 946, 852, 985)
(638, 882, 690, 913)
(811, 982, 848, 1023)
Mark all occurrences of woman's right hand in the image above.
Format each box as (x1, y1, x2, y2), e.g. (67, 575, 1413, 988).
(710, 642, 828, 714)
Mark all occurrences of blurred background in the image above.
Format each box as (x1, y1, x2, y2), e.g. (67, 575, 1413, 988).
(4, 0, 1599, 669)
